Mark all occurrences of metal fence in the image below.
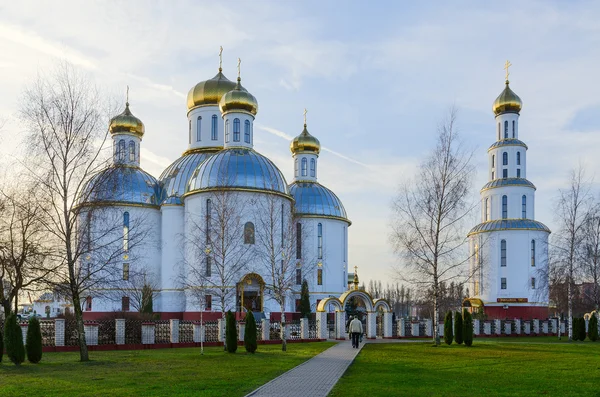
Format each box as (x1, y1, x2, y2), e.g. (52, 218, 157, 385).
(179, 321, 194, 343)
(39, 320, 55, 347)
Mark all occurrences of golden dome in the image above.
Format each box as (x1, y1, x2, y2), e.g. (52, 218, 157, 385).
(187, 70, 237, 111)
(219, 79, 259, 115)
(493, 81, 522, 116)
(109, 103, 144, 137)
(290, 125, 321, 155)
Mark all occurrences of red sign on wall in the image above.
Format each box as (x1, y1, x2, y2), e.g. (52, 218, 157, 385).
(496, 298, 528, 303)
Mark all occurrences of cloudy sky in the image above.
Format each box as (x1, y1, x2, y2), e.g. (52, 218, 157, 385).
(0, 1, 599, 286)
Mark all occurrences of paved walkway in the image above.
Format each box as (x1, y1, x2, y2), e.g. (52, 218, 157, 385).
(245, 340, 363, 397)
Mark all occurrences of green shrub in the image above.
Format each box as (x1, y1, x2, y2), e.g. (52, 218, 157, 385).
(454, 311, 463, 344)
(572, 318, 581, 341)
(588, 315, 598, 342)
(244, 311, 257, 353)
(4, 313, 25, 365)
(225, 311, 237, 353)
(444, 311, 453, 345)
(0, 327, 3, 363)
(26, 316, 43, 363)
(299, 279, 311, 318)
(580, 317, 588, 341)
(463, 309, 473, 347)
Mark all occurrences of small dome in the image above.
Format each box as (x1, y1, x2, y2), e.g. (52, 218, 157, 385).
(290, 125, 320, 155)
(187, 70, 237, 111)
(159, 149, 217, 198)
(219, 80, 258, 115)
(109, 103, 144, 137)
(289, 181, 349, 222)
(188, 148, 287, 194)
(81, 166, 163, 206)
(492, 81, 522, 116)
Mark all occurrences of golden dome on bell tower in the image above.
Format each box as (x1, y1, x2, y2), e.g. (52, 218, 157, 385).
(290, 109, 321, 155)
(109, 101, 144, 137)
(492, 80, 522, 116)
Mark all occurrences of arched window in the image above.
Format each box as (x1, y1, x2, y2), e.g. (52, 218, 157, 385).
(205, 257, 211, 277)
(123, 263, 129, 280)
(522, 195, 527, 219)
(504, 120, 508, 139)
(197, 116, 202, 141)
(531, 277, 536, 289)
(503, 152, 508, 165)
(503, 169, 508, 179)
(225, 119, 230, 142)
(294, 158, 299, 177)
(492, 154, 495, 168)
(118, 139, 126, 161)
(502, 195, 507, 219)
(484, 198, 488, 221)
(244, 222, 255, 244)
(318, 223, 323, 259)
(189, 119, 192, 144)
(123, 212, 129, 252)
(233, 118, 240, 142)
(497, 123, 500, 140)
(531, 240, 536, 266)
(211, 115, 218, 140)
(517, 169, 521, 178)
(296, 222, 302, 259)
(129, 141, 135, 162)
(512, 120, 515, 138)
(244, 120, 250, 143)
(500, 239, 506, 267)
(310, 159, 316, 177)
(301, 158, 308, 177)
(86, 211, 93, 251)
(517, 152, 521, 165)
(206, 199, 211, 245)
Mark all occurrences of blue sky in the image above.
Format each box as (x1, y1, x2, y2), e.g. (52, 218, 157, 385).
(1, 1, 599, 286)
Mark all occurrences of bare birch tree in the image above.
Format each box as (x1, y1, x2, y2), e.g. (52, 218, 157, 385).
(390, 108, 475, 345)
(582, 203, 600, 310)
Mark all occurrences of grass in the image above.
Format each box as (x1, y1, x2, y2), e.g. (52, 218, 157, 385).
(0, 342, 334, 397)
(330, 340, 600, 397)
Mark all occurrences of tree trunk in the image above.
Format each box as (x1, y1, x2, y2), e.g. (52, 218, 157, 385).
(280, 302, 287, 352)
(567, 279, 573, 341)
(433, 284, 440, 345)
(72, 295, 89, 362)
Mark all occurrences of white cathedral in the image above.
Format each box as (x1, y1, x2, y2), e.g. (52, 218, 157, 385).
(466, 74, 550, 320)
(79, 58, 351, 320)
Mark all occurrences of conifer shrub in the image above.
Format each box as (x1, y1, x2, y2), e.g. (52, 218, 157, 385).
(454, 311, 463, 344)
(244, 311, 257, 353)
(580, 317, 588, 341)
(225, 310, 237, 353)
(299, 279, 311, 318)
(572, 318, 582, 341)
(588, 315, 598, 342)
(4, 313, 25, 365)
(26, 316, 43, 363)
(463, 309, 474, 347)
(444, 311, 453, 345)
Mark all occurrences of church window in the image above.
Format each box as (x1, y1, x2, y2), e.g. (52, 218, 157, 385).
(205, 295, 212, 310)
(317, 269, 323, 285)
(512, 120, 515, 138)
(504, 121, 508, 139)
(497, 123, 500, 140)
(244, 222, 255, 244)
(122, 296, 130, 311)
(294, 158, 298, 177)
(522, 195, 527, 219)
(206, 199, 211, 245)
(244, 120, 251, 143)
(517, 152, 521, 165)
(211, 115, 218, 140)
(492, 171, 494, 180)
(502, 196, 507, 219)
(233, 118, 240, 142)
(503, 152, 508, 165)
(501, 240, 506, 267)
(123, 212, 129, 252)
(484, 198, 488, 221)
(123, 263, 129, 281)
(531, 277, 536, 289)
(296, 268, 302, 285)
(501, 278, 507, 289)
(310, 159, 316, 177)
(343, 227, 346, 262)
(517, 169, 521, 178)
(118, 139, 126, 162)
(129, 141, 135, 162)
(318, 223, 323, 259)
(197, 116, 202, 141)
(301, 158, 307, 177)
(205, 257, 211, 277)
(225, 119, 230, 142)
(531, 240, 536, 266)
(189, 120, 192, 144)
(492, 154, 495, 168)
(503, 169, 508, 179)
(296, 222, 302, 259)
(85, 296, 92, 311)
(85, 211, 92, 251)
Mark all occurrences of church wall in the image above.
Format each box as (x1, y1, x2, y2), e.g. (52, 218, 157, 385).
(187, 106, 224, 150)
(481, 186, 536, 220)
(159, 205, 185, 313)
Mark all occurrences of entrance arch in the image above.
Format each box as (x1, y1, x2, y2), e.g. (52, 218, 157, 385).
(237, 273, 265, 312)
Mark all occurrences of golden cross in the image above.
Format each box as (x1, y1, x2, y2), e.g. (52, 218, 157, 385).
(126, 85, 129, 104)
(303, 108, 307, 125)
(504, 60, 512, 81)
(219, 46, 223, 70)
(237, 58, 241, 79)
(354, 265, 358, 273)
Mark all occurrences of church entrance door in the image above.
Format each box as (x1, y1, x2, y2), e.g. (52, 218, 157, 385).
(236, 273, 265, 313)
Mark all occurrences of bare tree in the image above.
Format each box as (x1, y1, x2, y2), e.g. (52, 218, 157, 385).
(111, 267, 159, 314)
(582, 204, 600, 310)
(390, 108, 475, 345)
(553, 166, 592, 340)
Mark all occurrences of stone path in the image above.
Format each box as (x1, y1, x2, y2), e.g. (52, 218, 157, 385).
(244, 340, 363, 397)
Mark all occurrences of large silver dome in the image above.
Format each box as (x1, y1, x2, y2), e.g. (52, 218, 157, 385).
(81, 166, 163, 206)
(187, 148, 288, 195)
(289, 181, 349, 221)
(159, 150, 216, 199)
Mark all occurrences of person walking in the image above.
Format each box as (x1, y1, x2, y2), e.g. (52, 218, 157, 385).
(349, 315, 363, 348)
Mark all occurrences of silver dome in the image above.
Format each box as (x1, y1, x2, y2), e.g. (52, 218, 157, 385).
(481, 178, 536, 191)
(468, 219, 550, 236)
(289, 182, 349, 221)
(187, 148, 288, 194)
(488, 138, 528, 152)
(159, 150, 216, 198)
(82, 166, 163, 207)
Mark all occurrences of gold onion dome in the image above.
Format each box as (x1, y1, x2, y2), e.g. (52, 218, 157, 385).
(290, 124, 321, 155)
(187, 70, 237, 111)
(109, 102, 144, 137)
(492, 80, 522, 116)
(219, 78, 259, 115)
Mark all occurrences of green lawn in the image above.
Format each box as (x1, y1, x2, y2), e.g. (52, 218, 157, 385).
(0, 342, 334, 397)
(330, 340, 600, 397)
